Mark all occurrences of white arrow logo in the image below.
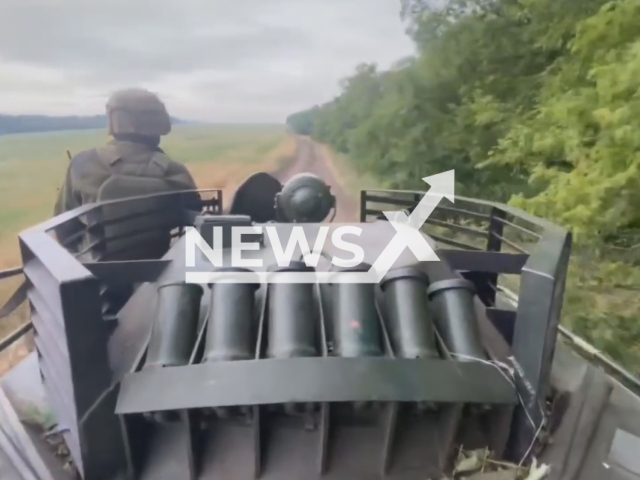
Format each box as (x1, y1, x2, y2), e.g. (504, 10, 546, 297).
(369, 170, 455, 281)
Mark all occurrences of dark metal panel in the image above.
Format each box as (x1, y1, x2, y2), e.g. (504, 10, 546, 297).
(59, 278, 111, 416)
(76, 385, 130, 480)
(510, 231, 572, 460)
(323, 413, 389, 478)
(359, 190, 367, 222)
(40, 381, 82, 477)
(557, 367, 613, 480)
(252, 416, 318, 480)
(383, 406, 454, 479)
(32, 333, 75, 420)
(29, 290, 75, 437)
(116, 357, 517, 414)
(485, 207, 507, 307)
(23, 262, 65, 320)
(460, 271, 498, 307)
(107, 282, 158, 381)
(20, 232, 93, 283)
(438, 250, 528, 274)
(252, 406, 262, 478)
(36, 350, 79, 449)
(30, 307, 69, 364)
(19, 245, 84, 475)
(381, 402, 399, 474)
(59, 277, 129, 480)
(361, 194, 417, 208)
(11, 188, 221, 480)
(82, 259, 171, 285)
(182, 405, 469, 480)
(21, 262, 83, 476)
(12, 187, 578, 479)
(317, 403, 330, 475)
(19, 230, 129, 480)
(572, 380, 640, 480)
(136, 415, 197, 480)
(488, 208, 506, 256)
(485, 308, 517, 345)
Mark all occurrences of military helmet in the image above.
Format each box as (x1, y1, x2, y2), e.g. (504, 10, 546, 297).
(106, 88, 172, 136)
(275, 173, 336, 222)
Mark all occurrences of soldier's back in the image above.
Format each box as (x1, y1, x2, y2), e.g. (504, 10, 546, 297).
(54, 87, 197, 216)
(57, 139, 196, 212)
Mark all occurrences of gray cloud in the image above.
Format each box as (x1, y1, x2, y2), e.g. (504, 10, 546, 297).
(0, 0, 415, 121)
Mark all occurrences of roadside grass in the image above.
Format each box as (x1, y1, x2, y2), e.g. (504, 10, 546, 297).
(319, 145, 385, 194)
(0, 124, 295, 374)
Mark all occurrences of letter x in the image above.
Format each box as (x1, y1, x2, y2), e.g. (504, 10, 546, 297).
(370, 191, 444, 281)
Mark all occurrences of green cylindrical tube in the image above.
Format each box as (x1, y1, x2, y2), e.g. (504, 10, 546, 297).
(380, 267, 439, 359)
(330, 264, 382, 358)
(426, 279, 487, 361)
(204, 268, 259, 362)
(144, 282, 204, 369)
(267, 262, 318, 358)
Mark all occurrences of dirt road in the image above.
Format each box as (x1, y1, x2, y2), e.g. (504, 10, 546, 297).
(274, 136, 359, 222)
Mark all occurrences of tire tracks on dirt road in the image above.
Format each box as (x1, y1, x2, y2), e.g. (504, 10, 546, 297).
(273, 135, 359, 222)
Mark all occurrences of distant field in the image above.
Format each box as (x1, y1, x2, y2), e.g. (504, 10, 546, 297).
(0, 123, 294, 269)
(0, 123, 295, 373)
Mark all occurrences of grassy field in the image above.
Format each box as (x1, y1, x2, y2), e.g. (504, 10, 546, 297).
(0, 123, 294, 269)
(0, 123, 295, 373)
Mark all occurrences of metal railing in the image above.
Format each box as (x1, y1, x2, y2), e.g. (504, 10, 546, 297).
(360, 188, 571, 458)
(0, 188, 222, 352)
(360, 188, 640, 390)
(0, 188, 222, 480)
(3, 186, 635, 470)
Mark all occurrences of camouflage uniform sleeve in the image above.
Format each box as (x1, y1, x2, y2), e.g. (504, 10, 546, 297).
(53, 162, 83, 216)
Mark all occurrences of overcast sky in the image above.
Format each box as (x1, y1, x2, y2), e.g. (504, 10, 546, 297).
(0, 0, 415, 122)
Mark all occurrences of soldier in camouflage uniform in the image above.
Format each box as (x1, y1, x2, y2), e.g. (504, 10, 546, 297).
(53, 88, 197, 215)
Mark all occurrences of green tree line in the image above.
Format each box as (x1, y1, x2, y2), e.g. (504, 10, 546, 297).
(0, 114, 187, 136)
(287, 0, 640, 375)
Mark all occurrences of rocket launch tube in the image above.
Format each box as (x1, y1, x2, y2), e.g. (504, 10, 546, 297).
(380, 267, 440, 359)
(144, 282, 204, 369)
(426, 278, 487, 361)
(203, 267, 259, 362)
(330, 263, 383, 358)
(267, 261, 318, 359)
